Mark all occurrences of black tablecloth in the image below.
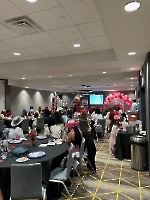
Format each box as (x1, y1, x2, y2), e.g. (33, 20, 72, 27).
(0, 138, 68, 200)
(115, 130, 138, 160)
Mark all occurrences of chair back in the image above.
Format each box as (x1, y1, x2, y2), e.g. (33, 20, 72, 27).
(79, 119, 89, 132)
(66, 143, 73, 179)
(0, 120, 4, 132)
(36, 118, 45, 129)
(11, 163, 42, 199)
(21, 119, 29, 131)
(97, 119, 106, 131)
(78, 138, 85, 167)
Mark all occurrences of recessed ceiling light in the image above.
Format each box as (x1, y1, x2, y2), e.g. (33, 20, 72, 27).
(14, 52, 20, 56)
(103, 72, 106, 74)
(130, 78, 134, 79)
(128, 52, 136, 55)
(26, 0, 37, 2)
(130, 68, 135, 70)
(69, 74, 72, 77)
(114, 84, 116, 85)
(26, 87, 28, 88)
(61, 16, 66, 20)
(22, 78, 25, 80)
(49, 76, 52, 78)
(73, 44, 80, 47)
(130, 85, 133, 86)
(125, 1, 141, 12)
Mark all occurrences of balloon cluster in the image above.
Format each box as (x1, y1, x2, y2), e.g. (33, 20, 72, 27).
(104, 92, 132, 110)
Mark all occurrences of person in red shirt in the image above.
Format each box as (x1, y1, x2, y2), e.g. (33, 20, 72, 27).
(5, 109, 13, 118)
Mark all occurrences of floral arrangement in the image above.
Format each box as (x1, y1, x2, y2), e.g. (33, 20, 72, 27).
(29, 129, 37, 140)
(74, 112, 81, 118)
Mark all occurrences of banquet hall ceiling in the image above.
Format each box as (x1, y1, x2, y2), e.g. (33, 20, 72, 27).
(0, 0, 148, 92)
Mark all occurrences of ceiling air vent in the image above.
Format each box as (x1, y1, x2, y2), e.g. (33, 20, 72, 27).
(1, 16, 44, 36)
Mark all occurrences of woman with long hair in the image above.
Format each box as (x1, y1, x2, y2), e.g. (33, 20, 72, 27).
(64, 120, 83, 152)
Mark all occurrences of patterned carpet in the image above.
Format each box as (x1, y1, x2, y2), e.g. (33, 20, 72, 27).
(53, 138, 150, 200)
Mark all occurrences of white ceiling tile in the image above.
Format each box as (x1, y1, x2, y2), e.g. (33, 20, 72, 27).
(63, 0, 100, 24)
(21, 47, 49, 56)
(72, 48, 94, 55)
(24, 32, 59, 46)
(58, 0, 81, 5)
(62, 39, 91, 50)
(33, 54, 54, 59)
(10, 0, 60, 14)
(0, 41, 15, 52)
(28, 7, 74, 31)
(0, 24, 19, 40)
(87, 35, 110, 48)
(94, 45, 112, 52)
(0, 0, 24, 21)
(77, 21, 106, 38)
(49, 26, 84, 42)
(0, 49, 29, 60)
(2, 37, 36, 49)
(42, 43, 73, 56)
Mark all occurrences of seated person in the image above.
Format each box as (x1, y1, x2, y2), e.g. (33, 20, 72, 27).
(64, 119, 83, 152)
(61, 110, 68, 125)
(9, 116, 25, 139)
(21, 108, 28, 118)
(92, 108, 103, 122)
(80, 112, 87, 120)
(5, 109, 13, 118)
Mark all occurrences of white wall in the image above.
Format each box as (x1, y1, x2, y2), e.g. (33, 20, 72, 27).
(11, 86, 54, 115)
(0, 80, 5, 111)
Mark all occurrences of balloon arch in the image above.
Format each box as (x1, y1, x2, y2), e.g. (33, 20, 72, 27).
(104, 92, 132, 111)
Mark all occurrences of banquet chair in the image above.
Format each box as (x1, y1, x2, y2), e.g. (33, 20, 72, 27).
(21, 119, 29, 132)
(72, 138, 87, 190)
(36, 118, 45, 133)
(79, 119, 91, 133)
(49, 143, 74, 200)
(0, 120, 4, 132)
(10, 163, 46, 200)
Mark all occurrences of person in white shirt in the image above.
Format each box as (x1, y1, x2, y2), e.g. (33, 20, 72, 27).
(92, 108, 103, 122)
(9, 116, 25, 139)
(109, 119, 120, 153)
(130, 99, 137, 112)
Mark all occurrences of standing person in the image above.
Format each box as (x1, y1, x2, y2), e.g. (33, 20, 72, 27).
(82, 131, 97, 172)
(28, 106, 34, 116)
(43, 106, 51, 124)
(130, 99, 137, 112)
(109, 116, 120, 153)
(109, 107, 119, 132)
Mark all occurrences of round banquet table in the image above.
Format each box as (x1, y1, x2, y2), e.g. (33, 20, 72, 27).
(0, 138, 68, 200)
(115, 130, 138, 160)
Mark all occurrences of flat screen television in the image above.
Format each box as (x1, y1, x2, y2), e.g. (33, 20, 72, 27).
(90, 94, 103, 105)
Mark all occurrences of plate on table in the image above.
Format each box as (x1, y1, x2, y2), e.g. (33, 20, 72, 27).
(16, 157, 29, 163)
(9, 139, 22, 144)
(55, 139, 63, 145)
(27, 151, 46, 159)
(47, 142, 55, 146)
(37, 135, 47, 140)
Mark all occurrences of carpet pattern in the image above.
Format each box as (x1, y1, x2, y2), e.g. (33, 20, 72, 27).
(55, 138, 150, 200)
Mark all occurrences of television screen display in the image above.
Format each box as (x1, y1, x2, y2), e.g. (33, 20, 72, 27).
(90, 94, 103, 105)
